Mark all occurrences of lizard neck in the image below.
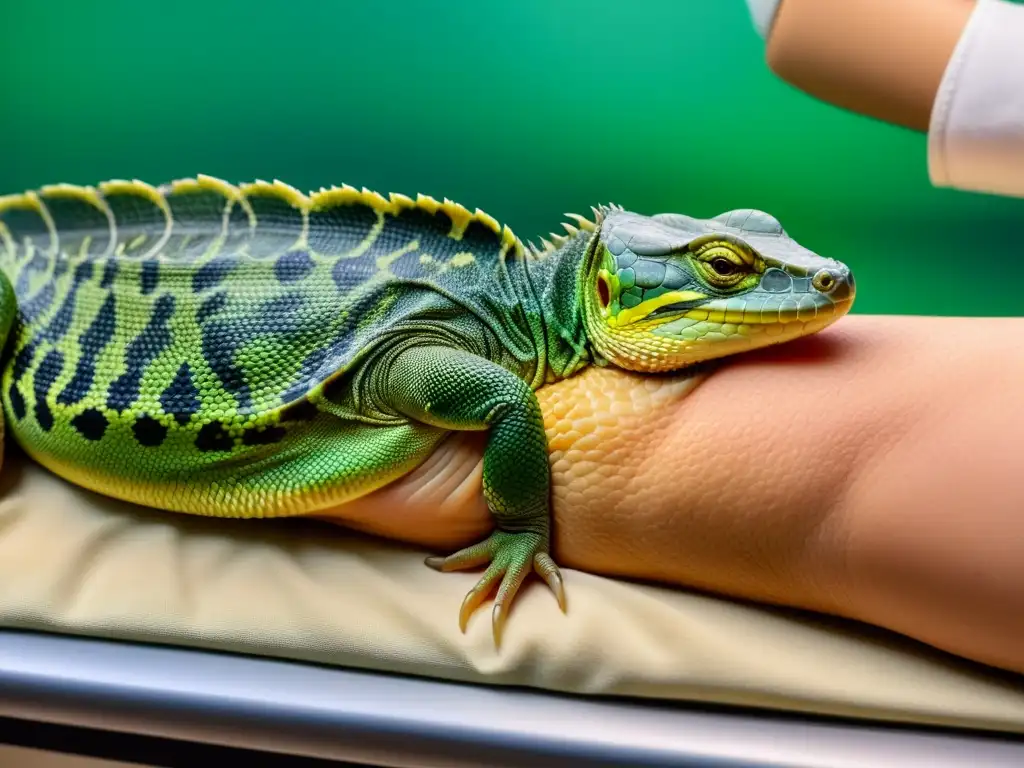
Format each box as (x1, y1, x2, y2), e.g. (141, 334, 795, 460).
(520, 234, 596, 383)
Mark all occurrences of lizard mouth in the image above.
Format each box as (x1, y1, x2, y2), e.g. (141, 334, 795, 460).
(648, 295, 854, 326)
(682, 296, 855, 325)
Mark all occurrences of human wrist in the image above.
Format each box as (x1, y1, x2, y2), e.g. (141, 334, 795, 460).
(764, 0, 975, 132)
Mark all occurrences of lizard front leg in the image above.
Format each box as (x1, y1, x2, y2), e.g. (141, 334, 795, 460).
(377, 344, 566, 646)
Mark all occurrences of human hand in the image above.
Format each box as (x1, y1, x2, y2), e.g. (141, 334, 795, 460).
(326, 313, 1024, 675)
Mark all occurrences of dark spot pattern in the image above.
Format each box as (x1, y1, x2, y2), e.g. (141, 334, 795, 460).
(39, 260, 93, 344)
(242, 425, 286, 445)
(196, 291, 227, 324)
(19, 281, 55, 324)
(106, 294, 175, 413)
(274, 250, 314, 284)
(71, 407, 108, 440)
(1, 192, 529, 470)
(322, 377, 346, 403)
(195, 421, 233, 452)
(141, 259, 160, 295)
(100, 258, 118, 288)
(324, 208, 451, 291)
(132, 414, 168, 447)
(327, 208, 454, 290)
(192, 256, 235, 293)
(331, 253, 377, 292)
(201, 292, 306, 410)
(459, 219, 503, 254)
(33, 349, 64, 431)
(159, 363, 200, 426)
(280, 398, 318, 422)
(58, 293, 117, 406)
(11, 342, 37, 383)
(8, 384, 25, 420)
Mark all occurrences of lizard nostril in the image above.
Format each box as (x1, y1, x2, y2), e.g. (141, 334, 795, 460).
(812, 268, 840, 294)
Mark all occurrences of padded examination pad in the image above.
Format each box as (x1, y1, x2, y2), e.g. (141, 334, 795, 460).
(0, 451, 1023, 735)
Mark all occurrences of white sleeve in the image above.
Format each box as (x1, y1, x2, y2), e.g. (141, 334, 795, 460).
(928, 0, 1024, 198)
(743, 0, 782, 39)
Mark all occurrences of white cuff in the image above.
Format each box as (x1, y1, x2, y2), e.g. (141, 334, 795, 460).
(745, 0, 782, 39)
(928, 0, 1024, 198)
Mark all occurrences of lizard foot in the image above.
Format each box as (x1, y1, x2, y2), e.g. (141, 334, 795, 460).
(426, 530, 566, 647)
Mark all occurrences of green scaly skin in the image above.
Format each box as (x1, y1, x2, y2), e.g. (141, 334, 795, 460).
(0, 176, 855, 644)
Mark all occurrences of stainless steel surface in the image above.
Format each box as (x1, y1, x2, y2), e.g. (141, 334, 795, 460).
(0, 629, 1021, 767)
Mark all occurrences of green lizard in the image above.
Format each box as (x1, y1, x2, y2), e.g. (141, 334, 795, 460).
(0, 176, 855, 644)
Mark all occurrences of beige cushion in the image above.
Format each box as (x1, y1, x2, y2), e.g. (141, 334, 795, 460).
(1, 451, 1023, 735)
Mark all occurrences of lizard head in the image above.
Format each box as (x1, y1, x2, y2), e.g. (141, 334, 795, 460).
(580, 207, 855, 372)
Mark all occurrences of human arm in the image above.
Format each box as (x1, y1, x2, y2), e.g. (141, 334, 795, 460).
(749, 0, 1024, 198)
(330, 314, 1024, 675)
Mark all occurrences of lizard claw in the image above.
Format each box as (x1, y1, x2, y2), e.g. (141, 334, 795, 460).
(426, 530, 565, 647)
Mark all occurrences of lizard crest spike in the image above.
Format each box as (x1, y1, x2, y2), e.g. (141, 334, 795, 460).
(564, 213, 595, 232)
(0, 175, 855, 647)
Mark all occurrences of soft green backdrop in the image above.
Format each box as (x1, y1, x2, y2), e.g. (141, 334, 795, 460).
(3, 0, 1021, 316)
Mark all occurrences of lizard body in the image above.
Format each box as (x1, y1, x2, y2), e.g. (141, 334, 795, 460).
(0, 176, 855, 642)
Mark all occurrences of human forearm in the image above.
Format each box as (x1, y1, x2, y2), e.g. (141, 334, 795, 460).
(558, 315, 1024, 673)
(331, 315, 1024, 673)
(835, 317, 1024, 674)
(543, 315, 1024, 677)
(764, 0, 975, 132)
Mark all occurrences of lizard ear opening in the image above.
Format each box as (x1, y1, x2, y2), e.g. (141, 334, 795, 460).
(597, 274, 610, 308)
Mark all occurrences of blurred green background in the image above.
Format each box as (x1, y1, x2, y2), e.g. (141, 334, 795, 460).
(2, 0, 1021, 316)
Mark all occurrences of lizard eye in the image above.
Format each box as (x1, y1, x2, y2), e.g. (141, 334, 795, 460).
(710, 257, 735, 276)
(692, 241, 751, 289)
